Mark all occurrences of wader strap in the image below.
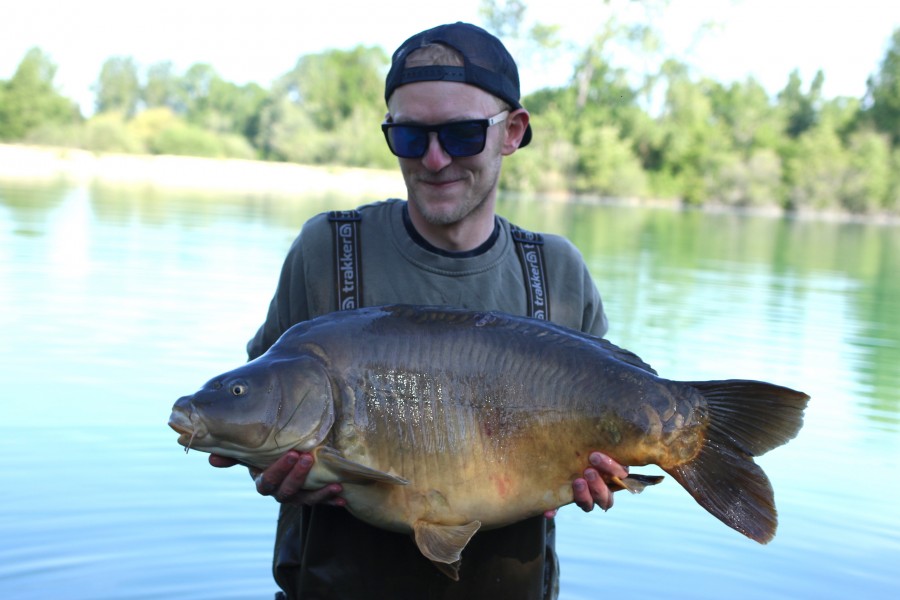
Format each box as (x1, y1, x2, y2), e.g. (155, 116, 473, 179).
(511, 225, 550, 321)
(328, 210, 363, 311)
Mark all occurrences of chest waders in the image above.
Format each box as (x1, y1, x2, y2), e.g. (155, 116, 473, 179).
(328, 210, 550, 318)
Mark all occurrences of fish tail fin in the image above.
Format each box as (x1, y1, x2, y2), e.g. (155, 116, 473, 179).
(665, 379, 809, 544)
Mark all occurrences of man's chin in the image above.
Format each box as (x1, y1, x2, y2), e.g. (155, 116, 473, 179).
(410, 192, 465, 223)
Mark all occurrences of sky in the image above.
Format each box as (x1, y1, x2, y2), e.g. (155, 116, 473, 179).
(2, 0, 899, 115)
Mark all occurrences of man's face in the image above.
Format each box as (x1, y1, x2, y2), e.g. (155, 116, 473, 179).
(387, 81, 514, 230)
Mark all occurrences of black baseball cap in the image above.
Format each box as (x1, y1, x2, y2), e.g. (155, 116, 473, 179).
(384, 22, 532, 148)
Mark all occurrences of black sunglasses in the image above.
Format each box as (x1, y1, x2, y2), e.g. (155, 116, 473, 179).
(382, 111, 509, 158)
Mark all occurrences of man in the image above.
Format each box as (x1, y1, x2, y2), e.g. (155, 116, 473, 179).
(211, 22, 628, 599)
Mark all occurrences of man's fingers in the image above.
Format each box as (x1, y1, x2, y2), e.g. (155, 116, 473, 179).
(585, 468, 613, 511)
(572, 478, 593, 512)
(588, 452, 629, 479)
(251, 452, 344, 506)
(255, 451, 301, 496)
(209, 454, 240, 468)
(274, 454, 317, 499)
(284, 484, 344, 506)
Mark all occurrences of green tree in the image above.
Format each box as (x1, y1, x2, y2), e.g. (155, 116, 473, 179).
(143, 61, 180, 111)
(0, 47, 80, 140)
(783, 121, 848, 211)
(259, 46, 389, 166)
(276, 46, 386, 131)
(865, 28, 900, 145)
(177, 63, 218, 119)
(194, 77, 267, 141)
(94, 56, 141, 117)
(706, 148, 782, 207)
(840, 130, 891, 212)
(653, 65, 732, 203)
(479, 0, 527, 38)
(255, 96, 328, 163)
(574, 124, 647, 197)
(710, 77, 782, 154)
(777, 69, 823, 138)
(500, 97, 579, 194)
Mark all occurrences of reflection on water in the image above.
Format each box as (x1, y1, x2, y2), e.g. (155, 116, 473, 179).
(1, 181, 898, 599)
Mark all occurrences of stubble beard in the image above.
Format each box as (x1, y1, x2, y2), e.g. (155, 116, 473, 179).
(408, 159, 502, 228)
(412, 191, 486, 227)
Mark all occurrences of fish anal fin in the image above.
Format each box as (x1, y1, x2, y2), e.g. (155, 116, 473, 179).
(314, 447, 408, 485)
(413, 519, 482, 578)
(610, 473, 665, 494)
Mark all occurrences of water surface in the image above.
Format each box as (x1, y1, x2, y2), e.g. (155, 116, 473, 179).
(1, 181, 897, 598)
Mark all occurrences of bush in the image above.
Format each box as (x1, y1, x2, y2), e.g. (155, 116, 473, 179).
(81, 112, 144, 153)
(331, 106, 396, 169)
(706, 149, 783, 207)
(149, 123, 223, 157)
(839, 130, 891, 213)
(574, 125, 647, 198)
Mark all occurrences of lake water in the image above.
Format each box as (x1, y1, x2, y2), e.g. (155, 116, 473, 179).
(1, 180, 898, 599)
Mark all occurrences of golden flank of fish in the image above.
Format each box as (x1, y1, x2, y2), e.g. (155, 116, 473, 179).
(169, 305, 809, 579)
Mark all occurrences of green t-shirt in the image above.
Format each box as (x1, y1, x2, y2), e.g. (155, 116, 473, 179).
(248, 199, 608, 600)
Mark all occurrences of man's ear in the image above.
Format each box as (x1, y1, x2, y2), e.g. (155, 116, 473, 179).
(501, 109, 530, 156)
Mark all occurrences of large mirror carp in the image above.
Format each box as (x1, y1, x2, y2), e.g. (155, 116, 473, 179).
(169, 305, 808, 578)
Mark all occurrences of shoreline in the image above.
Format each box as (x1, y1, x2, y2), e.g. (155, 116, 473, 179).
(0, 143, 407, 199)
(1, 143, 897, 225)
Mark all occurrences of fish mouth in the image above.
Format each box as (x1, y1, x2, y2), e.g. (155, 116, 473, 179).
(169, 422, 194, 447)
(168, 409, 207, 451)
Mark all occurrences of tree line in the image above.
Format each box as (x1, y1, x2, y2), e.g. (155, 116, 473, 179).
(2, 18, 900, 215)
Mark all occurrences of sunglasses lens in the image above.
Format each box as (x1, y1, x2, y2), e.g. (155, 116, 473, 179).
(384, 120, 490, 158)
(386, 126, 429, 158)
(440, 122, 487, 157)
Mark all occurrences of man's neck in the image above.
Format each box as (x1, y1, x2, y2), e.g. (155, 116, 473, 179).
(406, 204, 497, 253)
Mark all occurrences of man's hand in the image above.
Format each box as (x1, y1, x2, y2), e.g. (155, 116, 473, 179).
(209, 451, 345, 507)
(544, 452, 629, 518)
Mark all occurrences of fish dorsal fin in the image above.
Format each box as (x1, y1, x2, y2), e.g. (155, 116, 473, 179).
(413, 520, 482, 579)
(314, 447, 408, 485)
(596, 338, 657, 374)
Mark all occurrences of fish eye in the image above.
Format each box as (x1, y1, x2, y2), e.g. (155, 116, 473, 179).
(230, 382, 248, 396)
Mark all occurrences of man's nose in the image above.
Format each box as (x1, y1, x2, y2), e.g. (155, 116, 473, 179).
(421, 132, 452, 171)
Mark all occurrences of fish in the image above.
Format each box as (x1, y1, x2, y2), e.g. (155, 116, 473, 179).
(169, 304, 809, 579)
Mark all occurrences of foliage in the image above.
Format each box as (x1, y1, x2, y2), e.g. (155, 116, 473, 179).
(865, 29, 900, 145)
(0, 48, 81, 140)
(257, 45, 390, 167)
(3, 10, 900, 215)
(94, 56, 141, 117)
(705, 149, 782, 207)
(275, 46, 387, 132)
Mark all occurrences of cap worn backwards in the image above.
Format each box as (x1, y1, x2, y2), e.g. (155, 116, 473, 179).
(384, 22, 532, 148)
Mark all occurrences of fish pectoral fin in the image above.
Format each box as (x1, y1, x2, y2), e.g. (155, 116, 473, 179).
(413, 520, 482, 578)
(611, 473, 665, 494)
(314, 447, 408, 485)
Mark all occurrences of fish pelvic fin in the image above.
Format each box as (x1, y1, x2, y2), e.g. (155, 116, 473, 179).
(413, 520, 482, 580)
(668, 379, 809, 544)
(314, 447, 409, 485)
(430, 559, 462, 581)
